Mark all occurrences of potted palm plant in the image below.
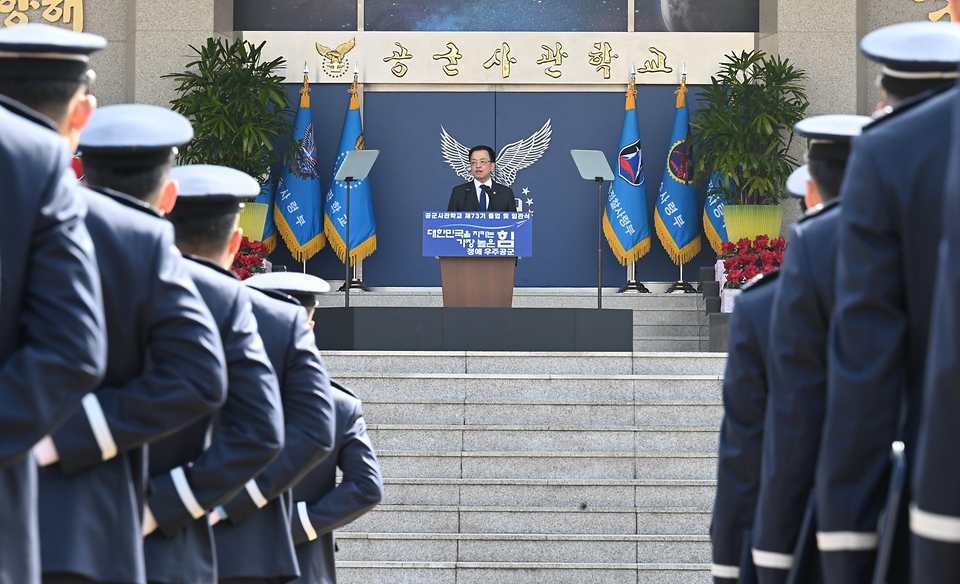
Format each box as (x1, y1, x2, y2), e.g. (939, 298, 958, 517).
(693, 50, 808, 242)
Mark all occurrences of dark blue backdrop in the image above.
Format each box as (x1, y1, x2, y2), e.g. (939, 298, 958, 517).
(269, 84, 719, 287)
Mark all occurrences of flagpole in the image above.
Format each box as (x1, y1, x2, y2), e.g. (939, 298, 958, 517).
(665, 64, 697, 295)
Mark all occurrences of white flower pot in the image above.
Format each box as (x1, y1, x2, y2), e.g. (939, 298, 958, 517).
(715, 259, 726, 288)
(721, 288, 741, 314)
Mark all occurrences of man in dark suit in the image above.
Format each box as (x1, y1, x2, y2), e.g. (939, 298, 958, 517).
(0, 34, 108, 584)
(711, 269, 778, 584)
(750, 115, 870, 584)
(186, 223, 337, 584)
(447, 145, 517, 212)
(816, 69, 958, 584)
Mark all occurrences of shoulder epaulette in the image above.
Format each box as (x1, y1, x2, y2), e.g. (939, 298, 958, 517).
(863, 83, 954, 132)
(740, 269, 780, 293)
(797, 198, 841, 224)
(330, 379, 357, 398)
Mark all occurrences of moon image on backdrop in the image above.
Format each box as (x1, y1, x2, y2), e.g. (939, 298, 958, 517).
(661, 0, 759, 32)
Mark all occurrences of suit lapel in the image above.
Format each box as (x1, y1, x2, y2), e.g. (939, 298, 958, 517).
(464, 183, 478, 211)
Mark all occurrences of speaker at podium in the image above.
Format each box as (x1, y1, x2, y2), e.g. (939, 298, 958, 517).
(422, 211, 533, 307)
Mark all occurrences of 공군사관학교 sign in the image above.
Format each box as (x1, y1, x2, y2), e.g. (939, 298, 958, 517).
(423, 212, 532, 257)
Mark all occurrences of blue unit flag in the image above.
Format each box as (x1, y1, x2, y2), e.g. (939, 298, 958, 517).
(604, 76, 651, 265)
(654, 75, 701, 265)
(256, 182, 278, 251)
(275, 72, 325, 262)
(324, 75, 377, 266)
(703, 171, 729, 254)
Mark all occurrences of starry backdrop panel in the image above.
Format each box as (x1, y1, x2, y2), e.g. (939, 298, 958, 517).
(266, 84, 723, 287)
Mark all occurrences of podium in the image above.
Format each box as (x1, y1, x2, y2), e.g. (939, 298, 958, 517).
(439, 256, 516, 307)
(423, 211, 533, 308)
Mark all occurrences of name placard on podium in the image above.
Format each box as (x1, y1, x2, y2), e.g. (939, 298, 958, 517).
(422, 212, 533, 257)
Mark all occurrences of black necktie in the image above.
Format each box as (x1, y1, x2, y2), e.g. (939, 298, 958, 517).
(479, 184, 488, 211)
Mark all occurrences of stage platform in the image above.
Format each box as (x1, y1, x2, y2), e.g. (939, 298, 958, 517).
(315, 286, 711, 352)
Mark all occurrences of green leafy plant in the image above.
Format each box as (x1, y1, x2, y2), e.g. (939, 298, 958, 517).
(693, 50, 808, 205)
(164, 37, 292, 184)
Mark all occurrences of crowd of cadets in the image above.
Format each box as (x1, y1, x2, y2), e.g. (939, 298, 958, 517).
(0, 22, 382, 584)
(712, 18, 960, 584)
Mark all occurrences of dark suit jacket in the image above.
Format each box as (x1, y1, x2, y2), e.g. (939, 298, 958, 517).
(752, 201, 839, 584)
(289, 381, 383, 584)
(447, 181, 517, 212)
(0, 96, 106, 584)
(214, 289, 336, 583)
(711, 271, 778, 584)
(37, 188, 227, 584)
(817, 84, 955, 584)
(144, 257, 283, 584)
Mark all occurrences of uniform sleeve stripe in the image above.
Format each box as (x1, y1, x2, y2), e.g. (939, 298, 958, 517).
(170, 466, 205, 519)
(816, 531, 878, 551)
(81, 393, 117, 461)
(245, 479, 268, 509)
(751, 548, 794, 569)
(710, 564, 740, 578)
(297, 501, 318, 541)
(910, 503, 960, 543)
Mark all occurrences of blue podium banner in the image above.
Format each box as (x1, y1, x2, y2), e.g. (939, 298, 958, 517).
(423, 211, 533, 257)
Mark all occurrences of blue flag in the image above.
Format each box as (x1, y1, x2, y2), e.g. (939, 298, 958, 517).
(257, 183, 278, 251)
(324, 76, 377, 265)
(654, 77, 701, 265)
(275, 73, 325, 262)
(703, 171, 729, 254)
(603, 76, 651, 265)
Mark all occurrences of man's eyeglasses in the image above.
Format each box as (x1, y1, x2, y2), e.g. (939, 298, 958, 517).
(470, 159, 492, 166)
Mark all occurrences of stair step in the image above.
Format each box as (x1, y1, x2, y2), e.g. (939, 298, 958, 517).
(336, 561, 711, 584)
(377, 478, 716, 508)
(343, 505, 712, 535)
(375, 451, 718, 480)
(336, 532, 710, 564)
(321, 351, 727, 376)
(367, 425, 720, 453)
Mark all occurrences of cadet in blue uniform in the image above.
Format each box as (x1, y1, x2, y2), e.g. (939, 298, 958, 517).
(860, 22, 960, 116)
(0, 26, 108, 584)
(816, 27, 960, 584)
(162, 168, 337, 584)
(909, 84, 960, 583)
(3, 78, 229, 581)
(711, 269, 779, 583)
(245, 273, 383, 584)
(749, 115, 870, 584)
(81, 110, 283, 584)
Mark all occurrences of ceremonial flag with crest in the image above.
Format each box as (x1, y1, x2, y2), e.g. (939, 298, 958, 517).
(257, 183, 278, 251)
(654, 75, 701, 265)
(275, 72, 325, 262)
(703, 171, 730, 254)
(603, 75, 651, 265)
(324, 75, 377, 265)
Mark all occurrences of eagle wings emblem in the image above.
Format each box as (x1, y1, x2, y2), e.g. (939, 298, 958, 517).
(440, 119, 552, 187)
(315, 38, 356, 74)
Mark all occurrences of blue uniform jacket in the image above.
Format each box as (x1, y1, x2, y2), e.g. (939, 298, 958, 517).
(38, 188, 228, 584)
(214, 289, 336, 583)
(144, 256, 283, 584)
(0, 96, 106, 584)
(289, 381, 383, 584)
(817, 85, 956, 584)
(752, 201, 840, 584)
(711, 271, 779, 584)
(910, 84, 960, 584)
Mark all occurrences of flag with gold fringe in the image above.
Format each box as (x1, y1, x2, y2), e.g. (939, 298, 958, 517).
(275, 71, 325, 262)
(256, 183, 278, 251)
(603, 75, 651, 265)
(703, 171, 729, 254)
(655, 74, 701, 265)
(324, 74, 377, 266)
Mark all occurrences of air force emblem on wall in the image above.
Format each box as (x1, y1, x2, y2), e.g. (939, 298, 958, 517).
(316, 38, 356, 78)
(289, 121, 319, 180)
(618, 140, 644, 186)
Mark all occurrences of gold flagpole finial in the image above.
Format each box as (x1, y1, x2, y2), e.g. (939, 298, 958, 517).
(675, 64, 688, 108)
(349, 68, 360, 110)
(300, 62, 311, 108)
(626, 68, 637, 110)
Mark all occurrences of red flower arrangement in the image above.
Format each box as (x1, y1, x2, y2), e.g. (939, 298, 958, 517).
(721, 235, 786, 289)
(232, 236, 271, 280)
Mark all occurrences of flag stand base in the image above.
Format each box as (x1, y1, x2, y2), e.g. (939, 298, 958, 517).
(338, 279, 370, 292)
(618, 280, 650, 293)
(666, 281, 697, 294)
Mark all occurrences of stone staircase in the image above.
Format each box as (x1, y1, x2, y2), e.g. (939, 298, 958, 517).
(317, 288, 710, 352)
(321, 351, 726, 583)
